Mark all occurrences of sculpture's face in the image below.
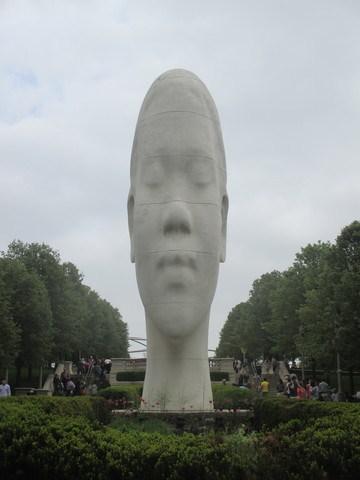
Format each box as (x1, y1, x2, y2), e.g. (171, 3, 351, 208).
(128, 74, 227, 339)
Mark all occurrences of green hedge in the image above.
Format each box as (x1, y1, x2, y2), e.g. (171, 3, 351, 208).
(210, 372, 230, 381)
(0, 398, 256, 480)
(0, 396, 111, 424)
(1, 397, 360, 479)
(97, 385, 142, 407)
(255, 404, 360, 479)
(253, 397, 360, 431)
(116, 371, 145, 381)
(212, 385, 254, 410)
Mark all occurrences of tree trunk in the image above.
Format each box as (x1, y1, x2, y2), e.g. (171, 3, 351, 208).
(311, 358, 316, 379)
(349, 366, 354, 396)
(39, 365, 43, 389)
(27, 364, 32, 381)
(336, 351, 342, 394)
(15, 364, 22, 386)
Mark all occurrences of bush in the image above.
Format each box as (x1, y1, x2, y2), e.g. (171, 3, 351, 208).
(0, 401, 255, 480)
(0, 396, 110, 425)
(253, 398, 360, 479)
(116, 371, 145, 381)
(256, 409, 360, 479)
(212, 385, 255, 410)
(97, 385, 142, 408)
(253, 397, 360, 431)
(111, 415, 176, 435)
(1, 396, 359, 479)
(210, 372, 230, 382)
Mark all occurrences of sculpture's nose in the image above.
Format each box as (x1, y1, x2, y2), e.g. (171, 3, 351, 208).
(162, 201, 192, 236)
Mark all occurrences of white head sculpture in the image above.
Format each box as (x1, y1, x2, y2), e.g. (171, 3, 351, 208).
(128, 69, 228, 411)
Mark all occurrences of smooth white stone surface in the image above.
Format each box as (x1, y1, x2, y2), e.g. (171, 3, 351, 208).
(128, 69, 228, 411)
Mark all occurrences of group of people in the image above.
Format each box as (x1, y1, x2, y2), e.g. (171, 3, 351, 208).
(276, 375, 339, 401)
(53, 371, 81, 396)
(76, 356, 112, 378)
(53, 356, 112, 396)
(262, 358, 279, 375)
(259, 375, 336, 400)
(233, 359, 251, 387)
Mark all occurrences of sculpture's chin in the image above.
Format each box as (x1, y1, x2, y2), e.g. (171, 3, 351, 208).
(146, 302, 210, 339)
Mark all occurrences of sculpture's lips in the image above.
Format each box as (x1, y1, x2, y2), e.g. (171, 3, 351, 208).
(157, 252, 197, 271)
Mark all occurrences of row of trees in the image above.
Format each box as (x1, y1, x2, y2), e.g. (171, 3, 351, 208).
(0, 241, 128, 381)
(216, 221, 360, 373)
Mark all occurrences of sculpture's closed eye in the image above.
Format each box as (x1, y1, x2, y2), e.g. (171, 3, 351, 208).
(188, 158, 215, 186)
(143, 161, 164, 187)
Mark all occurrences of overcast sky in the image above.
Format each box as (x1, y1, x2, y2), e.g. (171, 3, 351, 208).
(1, 1, 359, 354)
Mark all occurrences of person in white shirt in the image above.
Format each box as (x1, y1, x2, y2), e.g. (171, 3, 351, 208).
(0, 379, 11, 397)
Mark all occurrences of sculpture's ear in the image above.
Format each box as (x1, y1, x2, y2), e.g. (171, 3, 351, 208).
(220, 194, 228, 263)
(127, 192, 135, 262)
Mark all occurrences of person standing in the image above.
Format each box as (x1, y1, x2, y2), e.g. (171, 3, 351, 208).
(318, 379, 330, 401)
(260, 378, 270, 397)
(53, 373, 63, 395)
(311, 381, 319, 400)
(0, 379, 11, 397)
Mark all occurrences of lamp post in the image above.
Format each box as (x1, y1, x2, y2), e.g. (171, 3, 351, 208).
(334, 315, 342, 395)
(240, 347, 246, 364)
(299, 325, 305, 382)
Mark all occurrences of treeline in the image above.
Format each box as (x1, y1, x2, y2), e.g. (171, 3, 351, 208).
(216, 221, 360, 372)
(0, 241, 128, 379)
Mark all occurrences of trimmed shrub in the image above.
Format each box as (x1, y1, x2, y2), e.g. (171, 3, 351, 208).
(1, 396, 359, 479)
(116, 370, 145, 381)
(0, 396, 110, 425)
(210, 372, 230, 381)
(0, 401, 255, 480)
(256, 410, 360, 479)
(111, 415, 176, 434)
(97, 384, 143, 408)
(212, 384, 255, 410)
(253, 397, 360, 431)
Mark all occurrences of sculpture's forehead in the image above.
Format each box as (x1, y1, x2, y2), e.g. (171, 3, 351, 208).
(138, 69, 220, 123)
(133, 113, 224, 162)
(131, 69, 226, 181)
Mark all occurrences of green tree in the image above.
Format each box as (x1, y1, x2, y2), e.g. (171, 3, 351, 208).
(296, 228, 360, 374)
(6, 242, 86, 359)
(0, 260, 20, 369)
(216, 303, 248, 359)
(2, 240, 129, 366)
(0, 258, 53, 381)
(331, 222, 360, 370)
(82, 289, 129, 358)
(268, 242, 331, 361)
(267, 267, 304, 359)
(216, 272, 282, 359)
(247, 271, 282, 358)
